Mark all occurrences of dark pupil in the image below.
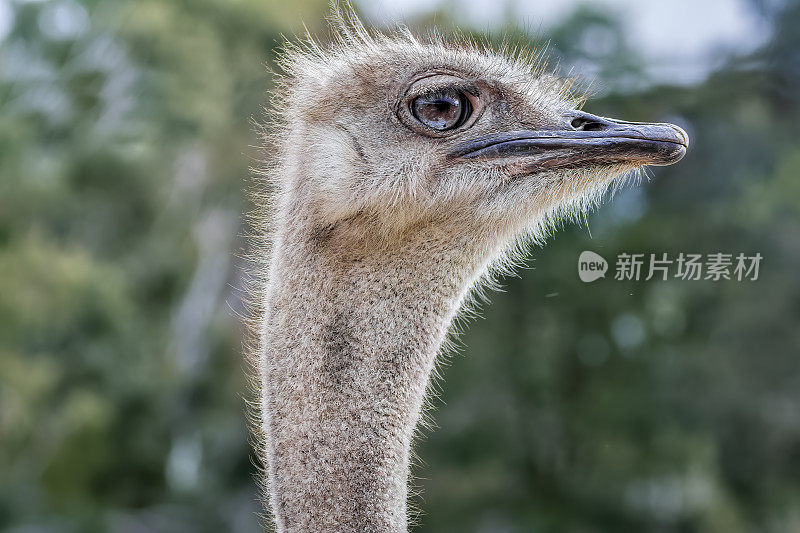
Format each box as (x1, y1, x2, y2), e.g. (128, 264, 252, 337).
(412, 89, 463, 131)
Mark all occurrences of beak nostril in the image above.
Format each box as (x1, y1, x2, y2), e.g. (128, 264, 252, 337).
(570, 117, 604, 131)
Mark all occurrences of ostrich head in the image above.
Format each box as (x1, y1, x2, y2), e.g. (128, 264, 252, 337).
(269, 18, 687, 247)
(255, 12, 689, 531)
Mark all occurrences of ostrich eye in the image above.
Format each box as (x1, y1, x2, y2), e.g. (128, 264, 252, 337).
(411, 88, 471, 131)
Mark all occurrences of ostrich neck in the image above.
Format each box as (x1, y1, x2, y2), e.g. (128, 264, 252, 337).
(260, 209, 494, 532)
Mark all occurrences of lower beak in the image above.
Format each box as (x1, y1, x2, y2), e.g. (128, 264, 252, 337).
(448, 111, 688, 171)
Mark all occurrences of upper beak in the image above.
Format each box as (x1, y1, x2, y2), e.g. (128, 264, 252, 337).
(447, 110, 688, 171)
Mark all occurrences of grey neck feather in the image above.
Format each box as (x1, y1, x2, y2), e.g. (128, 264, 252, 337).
(260, 200, 499, 532)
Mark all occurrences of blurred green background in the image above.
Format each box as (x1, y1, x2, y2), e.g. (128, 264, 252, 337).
(1, 0, 800, 531)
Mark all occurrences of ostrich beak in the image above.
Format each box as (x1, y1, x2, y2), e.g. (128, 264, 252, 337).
(448, 111, 688, 172)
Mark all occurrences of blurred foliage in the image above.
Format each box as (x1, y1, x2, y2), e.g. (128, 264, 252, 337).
(1, 0, 799, 532)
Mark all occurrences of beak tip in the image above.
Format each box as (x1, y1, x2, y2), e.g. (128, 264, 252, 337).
(643, 122, 689, 166)
(670, 124, 690, 149)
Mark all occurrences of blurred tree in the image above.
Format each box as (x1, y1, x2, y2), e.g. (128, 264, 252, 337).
(0, 0, 327, 531)
(417, 2, 800, 532)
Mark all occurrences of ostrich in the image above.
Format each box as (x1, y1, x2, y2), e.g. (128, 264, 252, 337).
(248, 10, 687, 533)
